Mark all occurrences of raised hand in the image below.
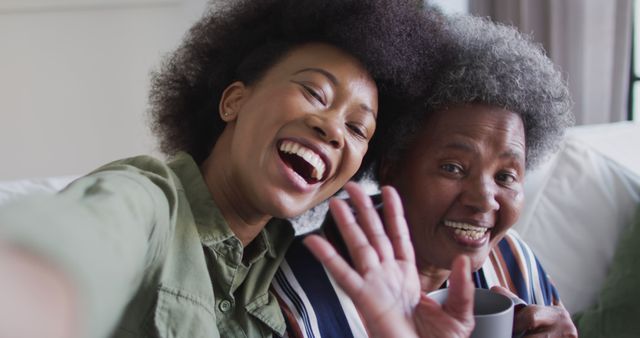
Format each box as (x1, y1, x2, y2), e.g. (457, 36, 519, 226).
(414, 256, 475, 338)
(304, 182, 474, 338)
(490, 286, 577, 337)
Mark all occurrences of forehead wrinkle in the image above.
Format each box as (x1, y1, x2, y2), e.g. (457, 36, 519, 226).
(442, 141, 476, 153)
(441, 139, 524, 163)
(499, 148, 525, 163)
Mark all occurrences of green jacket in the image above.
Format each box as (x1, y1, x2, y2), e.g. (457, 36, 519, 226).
(0, 153, 295, 337)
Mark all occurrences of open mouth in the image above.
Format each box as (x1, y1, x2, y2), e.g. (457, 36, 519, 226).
(278, 140, 328, 184)
(444, 220, 489, 241)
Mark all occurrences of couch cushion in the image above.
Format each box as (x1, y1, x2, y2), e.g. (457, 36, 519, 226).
(513, 127, 640, 314)
(572, 203, 640, 336)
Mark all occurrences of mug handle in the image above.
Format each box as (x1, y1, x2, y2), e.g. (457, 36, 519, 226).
(510, 296, 527, 338)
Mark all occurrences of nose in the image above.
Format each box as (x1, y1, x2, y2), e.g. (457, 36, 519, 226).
(460, 175, 500, 213)
(305, 113, 344, 149)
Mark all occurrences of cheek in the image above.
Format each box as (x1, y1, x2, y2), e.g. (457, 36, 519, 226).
(497, 189, 524, 231)
(339, 144, 368, 178)
(400, 184, 445, 233)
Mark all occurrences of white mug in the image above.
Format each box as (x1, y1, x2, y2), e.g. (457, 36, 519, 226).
(427, 288, 515, 338)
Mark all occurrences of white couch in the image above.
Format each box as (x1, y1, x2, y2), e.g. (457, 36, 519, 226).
(1, 121, 639, 317)
(512, 121, 640, 315)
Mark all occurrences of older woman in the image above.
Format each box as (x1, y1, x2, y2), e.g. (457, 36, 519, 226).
(276, 13, 577, 337)
(0, 1, 467, 337)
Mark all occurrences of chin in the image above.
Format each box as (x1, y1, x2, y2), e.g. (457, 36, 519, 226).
(274, 208, 304, 219)
(268, 204, 301, 219)
(466, 253, 489, 272)
(268, 196, 314, 219)
(439, 252, 487, 272)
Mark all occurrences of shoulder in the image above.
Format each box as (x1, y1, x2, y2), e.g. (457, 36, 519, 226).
(487, 230, 560, 305)
(86, 154, 184, 199)
(494, 229, 531, 253)
(490, 230, 540, 270)
(92, 155, 176, 180)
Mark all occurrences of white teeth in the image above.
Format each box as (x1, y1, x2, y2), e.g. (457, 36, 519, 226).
(444, 220, 488, 240)
(279, 140, 326, 180)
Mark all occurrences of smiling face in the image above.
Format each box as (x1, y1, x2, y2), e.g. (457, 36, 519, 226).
(214, 43, 377, 219)
(383, 104, 526, 272)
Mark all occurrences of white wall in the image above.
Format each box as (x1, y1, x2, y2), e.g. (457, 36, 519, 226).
(0, 0, 207, 180)
(428, 0, 468, 14)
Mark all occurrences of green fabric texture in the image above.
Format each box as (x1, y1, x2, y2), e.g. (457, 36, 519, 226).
(0, 152, 294, 338)
(573, 203, 640, 337)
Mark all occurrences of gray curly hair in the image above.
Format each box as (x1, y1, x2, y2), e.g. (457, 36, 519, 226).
(377, 14, 574, 175)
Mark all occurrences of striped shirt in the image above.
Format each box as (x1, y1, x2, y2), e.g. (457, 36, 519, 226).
(273, 222, 560, 338)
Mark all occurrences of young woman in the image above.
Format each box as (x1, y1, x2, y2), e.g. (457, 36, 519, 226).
(0, 1, 471, 337)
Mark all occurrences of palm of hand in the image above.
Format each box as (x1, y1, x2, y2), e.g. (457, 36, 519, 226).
(414, 297, 474, 338)
(351, 257, 421, 330)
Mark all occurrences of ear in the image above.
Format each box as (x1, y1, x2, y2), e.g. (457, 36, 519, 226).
(218, 81, 247, 122)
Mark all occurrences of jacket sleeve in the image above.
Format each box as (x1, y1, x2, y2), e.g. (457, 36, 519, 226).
(0, 156, 178, 338)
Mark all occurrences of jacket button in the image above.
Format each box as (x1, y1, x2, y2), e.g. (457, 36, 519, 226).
(219, 300, 232, 312)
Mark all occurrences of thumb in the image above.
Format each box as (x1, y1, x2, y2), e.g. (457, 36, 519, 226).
(444, 255, 474, 323)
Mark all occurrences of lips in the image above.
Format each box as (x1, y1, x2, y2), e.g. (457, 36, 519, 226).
(278, 139, 330, 184)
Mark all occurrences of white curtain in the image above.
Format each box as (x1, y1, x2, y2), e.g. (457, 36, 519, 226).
(469, 0, 632, 125)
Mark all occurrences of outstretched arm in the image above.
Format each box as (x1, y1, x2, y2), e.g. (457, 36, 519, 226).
(0, 244, 77, 338)
(304, 182, 475, 338)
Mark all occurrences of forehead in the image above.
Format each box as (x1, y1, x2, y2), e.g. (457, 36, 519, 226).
(268, 43, 374, 82)
(412, 104, 525, 154)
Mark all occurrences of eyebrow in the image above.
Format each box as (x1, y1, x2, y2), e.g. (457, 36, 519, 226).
(294, 68, 339, 85)
(443, 141, 524, 161)
(443, 141, 475, 153)
(360, 103, 376, 117)
(499, 149, 524, 162)
(294, 67, 377, 118)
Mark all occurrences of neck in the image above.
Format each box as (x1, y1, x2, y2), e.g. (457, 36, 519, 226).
(200, 132, 271, 247)
(418, 262, 452, 293)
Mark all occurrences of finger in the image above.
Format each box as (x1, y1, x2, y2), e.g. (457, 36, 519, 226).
(490, 285, 518, 299)
(443, 255, 474, 323)
(514, 305, 557, 333)
(519, 308, 577, 338)
(521, 328, 574, 338)
(415, 293, 475, 338)
(303, 234, 364, 297)
(417, 292, 442, 311)
(380, 186, 414, 263)
(343, 182, 394, 261)
(329, 196, 379, 272)
(523, 333, 552, 338)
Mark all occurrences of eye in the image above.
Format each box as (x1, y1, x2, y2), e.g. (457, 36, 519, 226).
(347, 123, 367, 139)
(440, 163, 464, 176)
(496, 171, 518, 185)
(300, 83, 326, 105)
